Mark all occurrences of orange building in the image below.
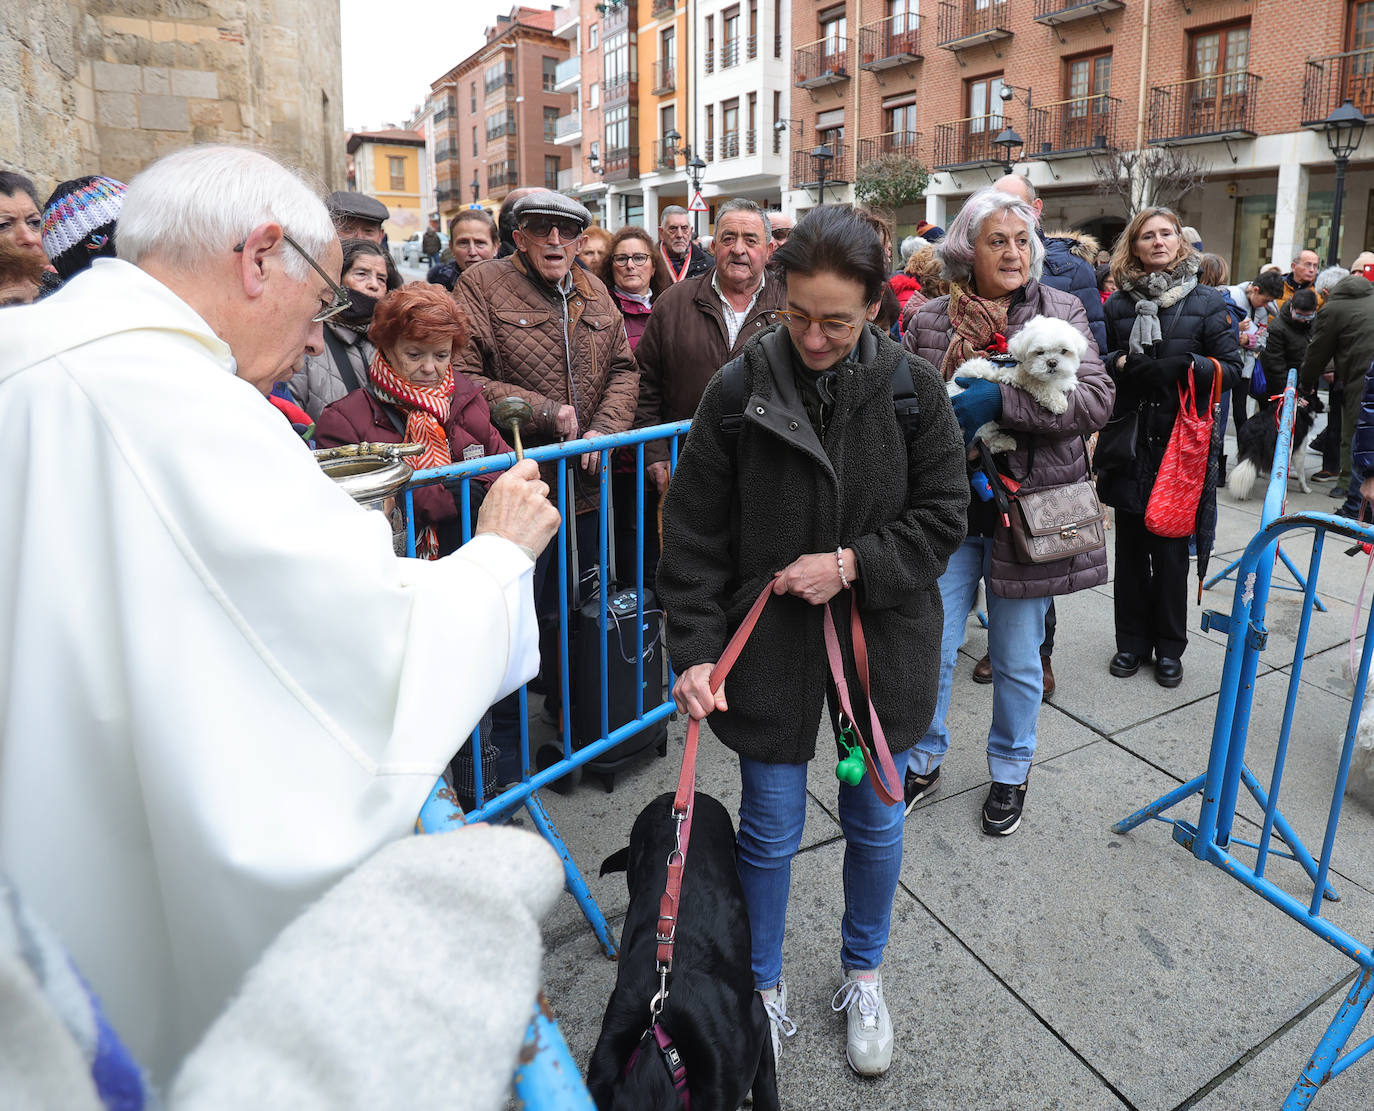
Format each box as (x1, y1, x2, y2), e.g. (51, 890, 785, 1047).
(346, 129, 427, 243)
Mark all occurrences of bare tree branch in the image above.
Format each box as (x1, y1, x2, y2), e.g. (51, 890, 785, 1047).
(1093, 146, 1211, 215)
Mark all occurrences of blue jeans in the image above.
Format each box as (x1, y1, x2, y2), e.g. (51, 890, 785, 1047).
(906, 536, 1049, 785)
(736, 754, 904, 991)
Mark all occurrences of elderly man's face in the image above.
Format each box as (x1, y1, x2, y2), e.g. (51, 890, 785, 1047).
(769, 214, 794, 247)
(242, 235, 343, 393)
(661, 214, 693, 257)
(513, 218, 583, 284)
(1293, 250, 1320, 284)
(335, 217, 385, 244)
(0, 191, 45, 259)
(713, 211, 770, 293)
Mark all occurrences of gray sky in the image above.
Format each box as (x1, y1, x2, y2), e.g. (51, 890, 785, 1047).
(341, 0, 556, 130)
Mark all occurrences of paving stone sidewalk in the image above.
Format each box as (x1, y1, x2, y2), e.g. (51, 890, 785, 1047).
(532, 460, 1374, 1110)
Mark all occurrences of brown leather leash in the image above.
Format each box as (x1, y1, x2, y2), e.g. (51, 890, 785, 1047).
(649, 579, 902, 1022)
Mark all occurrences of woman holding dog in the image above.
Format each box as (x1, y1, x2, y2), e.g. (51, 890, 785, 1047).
(657, 206, 968, 1078)
(902, 187, 1113, 835)
(1098, 207, 1241, 687)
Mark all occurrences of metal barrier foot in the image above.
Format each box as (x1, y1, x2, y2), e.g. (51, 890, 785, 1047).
(1112, 773, 1206, 834)
(1284, 970, 1374, 1109)
(524, 790, 619, 959)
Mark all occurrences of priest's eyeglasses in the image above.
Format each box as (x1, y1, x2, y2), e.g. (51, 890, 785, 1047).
(233, 233, 351, 323)
(777, 309, 857, 341)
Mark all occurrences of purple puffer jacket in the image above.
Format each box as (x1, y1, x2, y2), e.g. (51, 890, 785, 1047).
(903, 280, 1115, 598)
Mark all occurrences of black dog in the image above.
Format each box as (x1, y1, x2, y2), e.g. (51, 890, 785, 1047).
(587, 792, 779, 1111)
(1228, 391, 1323, 500)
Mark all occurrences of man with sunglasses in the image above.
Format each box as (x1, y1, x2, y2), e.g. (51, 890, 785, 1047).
(0, 145, 559, 1083)
(455, 189, 638, 760)
(635, 197, 788, 493)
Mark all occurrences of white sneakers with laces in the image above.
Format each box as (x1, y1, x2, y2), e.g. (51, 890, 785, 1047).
(758, 977, 797, 1068)
(831, 967, 894, 1076)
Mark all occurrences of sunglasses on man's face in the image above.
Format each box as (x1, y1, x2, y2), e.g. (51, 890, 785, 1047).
(771, 228, 792, 242)
(521, 215, 583, 242)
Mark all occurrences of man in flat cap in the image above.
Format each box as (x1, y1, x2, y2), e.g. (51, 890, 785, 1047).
(454, 189, 639, 779)
(327, 190, 389, 244)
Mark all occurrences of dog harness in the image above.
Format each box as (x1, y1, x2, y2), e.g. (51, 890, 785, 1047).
(623, 1024, 690, 1107)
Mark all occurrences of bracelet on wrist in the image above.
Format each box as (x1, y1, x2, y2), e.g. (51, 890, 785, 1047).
(836, 547, 850, 590)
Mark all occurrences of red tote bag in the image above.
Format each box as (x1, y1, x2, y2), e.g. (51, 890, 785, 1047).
(1144, 358, 1223, 538)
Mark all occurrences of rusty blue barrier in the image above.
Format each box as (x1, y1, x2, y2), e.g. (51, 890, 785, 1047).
(1114, 371, 1374, 1107)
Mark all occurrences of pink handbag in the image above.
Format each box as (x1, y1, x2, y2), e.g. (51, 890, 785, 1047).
(1144, 358, 1222, 538)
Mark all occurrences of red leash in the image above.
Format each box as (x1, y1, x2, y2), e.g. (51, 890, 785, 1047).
(650, 581, 902, 1021)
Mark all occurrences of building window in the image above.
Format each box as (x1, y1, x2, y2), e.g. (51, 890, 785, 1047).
(772, 89, 782, 151)
(472, 126, 478, 156)
(886, 102, 918, 143)
(388, 156, 406, 191)
(773, 0, 782, 56)
(661, 26, 676, 69)
(589, 81, 600, 108)
(486, 108, 516, 141)
(544, 154, 561, 190)
(542, 56, 558, 92)
(605, 30, 633, 95)
(1189, 22, 1249, 94)
(722, 97, 740, 156)
(889, 0, 917, 31)
(605, 103, 631, 152)
(589, 23, 599, 49)
(723, 6, 740, 67)
(816, 107, 844, 152)
(485, 59, 513, 94)
(1347, 2, 1374, 100)
(705, 103, 715, 160)
(1066, 51, 1112, 115)
(705, 15, 715, 73)
(470, 82, 476, 112)
(748, 0, 758, 59)
(746, 91, 757, 154)
(966, 73, 1006, 129)
(544, 106, 560, 141)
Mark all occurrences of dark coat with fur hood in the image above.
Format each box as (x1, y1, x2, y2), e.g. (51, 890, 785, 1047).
(657, 324, 967, 764)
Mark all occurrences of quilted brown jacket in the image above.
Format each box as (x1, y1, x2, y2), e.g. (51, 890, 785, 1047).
(633, 268, 786, 463)
(454, 252, 639, 511)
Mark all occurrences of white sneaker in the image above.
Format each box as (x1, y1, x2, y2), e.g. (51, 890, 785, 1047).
(831, 967, 894, 1076)
(759, 977, 797, 1067)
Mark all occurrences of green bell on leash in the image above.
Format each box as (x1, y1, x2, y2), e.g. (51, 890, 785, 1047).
(835, 723, 865, 786)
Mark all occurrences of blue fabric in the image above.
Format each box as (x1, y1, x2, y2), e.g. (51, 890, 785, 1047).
(1040, 234, 1108, 356)
(950, 377, 1003, 446)
(906, 537, 1050, 784)
(736, 754, 904, 988)
(1352, 358, 1374, 475)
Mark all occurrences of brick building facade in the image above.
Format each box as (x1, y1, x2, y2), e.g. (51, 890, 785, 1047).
(783, 0, 1374, 273)
(428, 6, 570, 225)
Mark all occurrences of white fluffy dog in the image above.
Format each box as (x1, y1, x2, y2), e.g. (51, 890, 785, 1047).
(948, 315, 1088, 452)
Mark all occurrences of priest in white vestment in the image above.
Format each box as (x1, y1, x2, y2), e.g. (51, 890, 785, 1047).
(0, 146, 560, 1084)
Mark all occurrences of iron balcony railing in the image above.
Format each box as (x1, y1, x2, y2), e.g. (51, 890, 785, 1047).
(652, 58, 676, 94)
(794, 38, 849, 88)
(937, 0, 1011, 47)
(487, 168, 519, 189)
(603, 0, 630, 33)
(433, 100, 455, 124)
(933, 114, 1009, 169)
(434, 142, 457, 164)
(703, 136, 714, 161)
(859, 15, 922, 68)
(601, 146, 639, 182)
(435, 185, 461, 205)
(705, 49, 715, 75)
(1033, 0, 1126, 22)
(651, 0, 674, 15)
(1302, 47, 1374, 125)
(790, 141, 850, 189)
(745, 127, 757, 156)
(720, 132, 740, 159)
(1147, 71, 1261, 143)
(651, 139, 677, 172)
(484, 70, 515, 95)
(604, 69, 637, 101)
(857, 130, 924, 165)
(1027, 94, 1121, 156)
(721, 39, 739, 68)
(555, 111, 582, 140)
(747, 33, 758, 60)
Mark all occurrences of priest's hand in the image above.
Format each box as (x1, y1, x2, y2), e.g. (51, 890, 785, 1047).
(474, 459, 560, 560)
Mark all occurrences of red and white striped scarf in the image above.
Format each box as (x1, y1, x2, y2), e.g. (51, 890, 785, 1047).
(368, 350, 455, 559)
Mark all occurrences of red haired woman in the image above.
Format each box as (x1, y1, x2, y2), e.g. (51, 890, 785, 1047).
(315, 283, 509, 558)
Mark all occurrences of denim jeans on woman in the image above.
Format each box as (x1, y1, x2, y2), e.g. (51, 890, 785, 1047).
(906, 536, 1050, 785)
(736, 753, 904, 991)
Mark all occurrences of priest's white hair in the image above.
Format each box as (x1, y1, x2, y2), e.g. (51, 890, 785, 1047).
(117, 145, 335, 281)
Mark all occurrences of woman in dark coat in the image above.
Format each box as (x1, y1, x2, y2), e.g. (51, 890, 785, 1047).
(1098, 206, 1242, 687)
(315, 283, 509, 560)
(657, 206, 967, 1079)
(903, 187, 1113, 836)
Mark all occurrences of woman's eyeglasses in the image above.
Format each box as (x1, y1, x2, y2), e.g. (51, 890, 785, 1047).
(612, 252, 651, 266)
(777, 309, 856, 341)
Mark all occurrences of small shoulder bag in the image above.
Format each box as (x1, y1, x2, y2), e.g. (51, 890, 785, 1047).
(1004, 440, 1107, 565)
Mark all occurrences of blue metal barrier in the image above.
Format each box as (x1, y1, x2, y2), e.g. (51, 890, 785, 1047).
(403, 421, 689, 955)
(1113, 372, 1374, 1106)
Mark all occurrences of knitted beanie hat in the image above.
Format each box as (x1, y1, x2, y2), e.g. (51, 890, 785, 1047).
(42, 176, 127, 280)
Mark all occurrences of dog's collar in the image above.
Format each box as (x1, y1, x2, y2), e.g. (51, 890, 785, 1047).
(624, 1024, 690, 1108)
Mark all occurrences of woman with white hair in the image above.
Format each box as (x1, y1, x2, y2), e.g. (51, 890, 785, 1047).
(902, 187, 1113, 836)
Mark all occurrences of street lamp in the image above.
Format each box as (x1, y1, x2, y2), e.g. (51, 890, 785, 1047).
(993, 124, 1024, 176)
(687, 154, 707, 234)
(810, 144, 834, 205)
(1323, 98, 1367, 267)
(470, 172, 480, 207)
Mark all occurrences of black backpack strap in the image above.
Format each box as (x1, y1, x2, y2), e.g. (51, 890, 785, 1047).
(719, 356, 746, 446)
(322, 327, 362, 395)
(890, 354, 921, 439)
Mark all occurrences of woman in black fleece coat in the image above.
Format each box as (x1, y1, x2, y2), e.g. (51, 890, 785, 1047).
(1098, 207, 1242, 687)
(657, 206, 966, 1078)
